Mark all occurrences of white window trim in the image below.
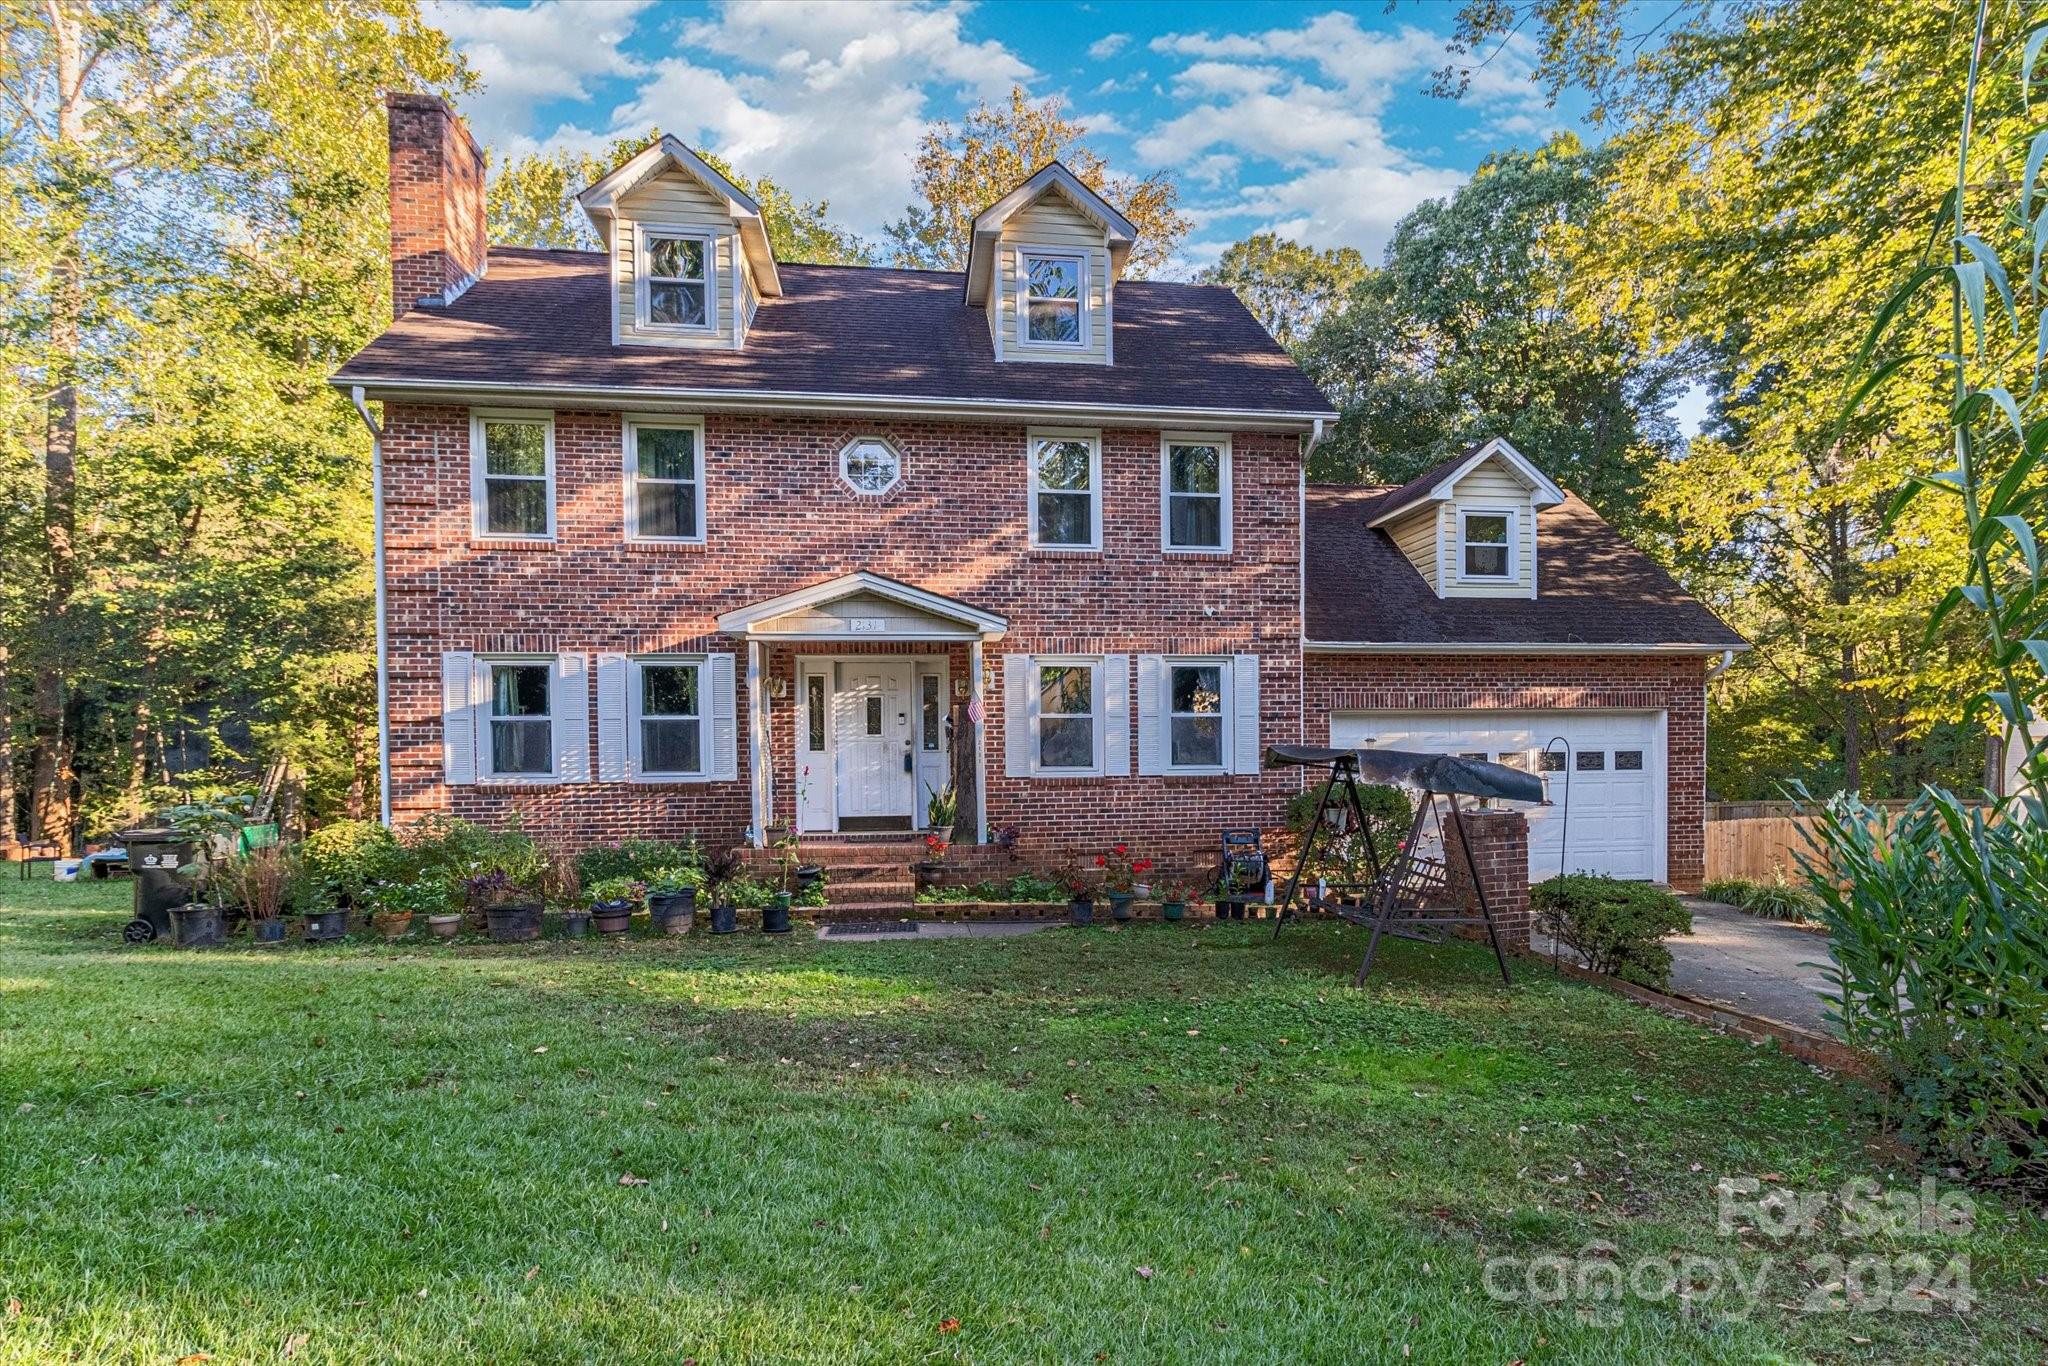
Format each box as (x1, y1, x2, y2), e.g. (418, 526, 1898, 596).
(470, 409, 555, 542)
(1456, 507, 1518, 582)
(1027, 427, 1102, 552)
(1160, 432, 1233, 554)
(622, 414, 707, 544)
(477, 655, 557, 782)
(1016, 246, 1089, 351)
(628, 654, 708, 781)
(633, 222, 719, 334)
(1162, 656, 1233, 775)
(837, 435, 904, 496)
(1032, 654, 1104, 776)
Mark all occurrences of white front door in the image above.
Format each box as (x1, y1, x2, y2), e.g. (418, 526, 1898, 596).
(1329, 710, 1666, 882)
(836, 659, 915, 825)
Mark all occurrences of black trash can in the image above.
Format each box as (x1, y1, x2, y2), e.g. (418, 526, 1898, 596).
(119, 827, 194, 944)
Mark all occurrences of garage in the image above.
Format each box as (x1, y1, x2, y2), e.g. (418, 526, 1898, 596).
(1329, 710, 1666, 882)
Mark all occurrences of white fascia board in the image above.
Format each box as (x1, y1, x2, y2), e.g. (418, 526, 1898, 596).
(576, 135, 781, 296)
(716, 570, 1010, 637)
(333, 375, 1335, 433)
(963, 162, 1136, 303)
(1365, 437, 1568, 528)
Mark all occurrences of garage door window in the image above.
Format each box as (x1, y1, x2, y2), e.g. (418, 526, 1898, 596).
(1577, 751, 1606, 771)
(1539, 751, 1566, 772)
(1615, 750, 1644, 771)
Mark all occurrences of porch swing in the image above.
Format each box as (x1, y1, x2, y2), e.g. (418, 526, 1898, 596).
(1263, 745, 1546, 986)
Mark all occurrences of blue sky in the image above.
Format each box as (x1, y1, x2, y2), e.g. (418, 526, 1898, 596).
(428, 0, 1590, 271)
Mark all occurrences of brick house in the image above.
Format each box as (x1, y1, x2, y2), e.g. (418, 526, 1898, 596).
(333, 95, 1742, 888)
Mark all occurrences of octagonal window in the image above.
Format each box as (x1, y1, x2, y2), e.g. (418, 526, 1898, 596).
(839, 437, 902, 495)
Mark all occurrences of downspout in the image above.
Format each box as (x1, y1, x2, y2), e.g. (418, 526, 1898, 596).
(350, 386, 391, 828)
(1705, 649, 1736, 681)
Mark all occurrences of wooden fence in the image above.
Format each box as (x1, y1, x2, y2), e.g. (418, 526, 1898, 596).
(1704, 816, 1823, 884)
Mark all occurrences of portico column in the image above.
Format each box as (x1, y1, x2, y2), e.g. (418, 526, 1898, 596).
(970, 637, 987, 843)
(747, 638, 768, 847)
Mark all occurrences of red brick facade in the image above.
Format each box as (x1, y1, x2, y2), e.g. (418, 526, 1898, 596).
(386, 93, 486, 318)
(1300, 652, 1710, 889)
(382, 403, 1302, 861)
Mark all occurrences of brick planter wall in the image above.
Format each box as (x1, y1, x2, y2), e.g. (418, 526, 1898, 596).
(1301, 653, 1711, 890)
(1441, 807, 1532, 945)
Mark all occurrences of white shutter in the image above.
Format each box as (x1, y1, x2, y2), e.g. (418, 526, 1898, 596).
(708, 652, 738, 781)
(441, 651, 477, 786)
(1135, 655, 1165, 776)
(595, 653, 629, 782)
(1232, 652, 1262, 775)
(552, 652, 590, 783)
(1101, 653, 1130, 777)
(1003, 652, 1032, 778)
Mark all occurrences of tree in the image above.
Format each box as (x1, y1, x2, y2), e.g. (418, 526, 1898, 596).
(1197, 234, 1367, 348)
(887, 88, 1188, 276)
(1438, 0, 2024, 796)
(1289, 136, 1684, 533)
(487, 137, 872, 265)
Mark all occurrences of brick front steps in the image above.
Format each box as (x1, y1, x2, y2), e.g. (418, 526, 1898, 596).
(804, 900, 1276, 923)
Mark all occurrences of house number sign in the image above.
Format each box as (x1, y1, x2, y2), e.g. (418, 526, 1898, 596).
(847, 617, 885, 633)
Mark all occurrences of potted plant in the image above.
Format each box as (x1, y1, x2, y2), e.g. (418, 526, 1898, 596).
(214, 845, 296, 945)
(470, 868, 543, 942)
(1059, 863, 1095, 926)
(702, 853, 744, 935)
(1097, 843, 1150, 922)
(925, 783, 958, 844)
(726, 876, 780, 933)
(762, 849, 795, 935)
(646, 865, 700, 936)
(911, 834, 948, 889)
(1156, 876, 1191, 923)
(587, 877, 640, 935)
(540, 844, 586, 938)
(367, 874, 443, 940)
(166, 799, 246, 948)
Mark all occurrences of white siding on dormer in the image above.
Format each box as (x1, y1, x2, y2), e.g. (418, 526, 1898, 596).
(1443, 464, 1537, 598)
(997, 193, 1112, 366)
(612, 169, 741, 349)
(1387, 506, 1443, 594)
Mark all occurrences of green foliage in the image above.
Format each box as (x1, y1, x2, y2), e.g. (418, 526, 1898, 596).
(300, 818, 398, 904)
(1800, 790, 2048, 1189)
(642, 865, 702, 896)
(721, 876, 774, 910)
(915, 872, 1066, 905)
(585, 876, 642, 907)
(1532, 874, 1691, 990)
(361, 873, 453, 919)
(1285, 782, 1412, 882)
(1197, 233, 1367, 347)
(925, 783, 958, 830)
(575, 838, 704, 886)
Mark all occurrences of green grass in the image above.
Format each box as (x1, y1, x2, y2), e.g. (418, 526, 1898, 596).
(1, 874, 2043, 1363)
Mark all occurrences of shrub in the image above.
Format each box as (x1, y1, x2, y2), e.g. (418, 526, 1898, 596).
(1700, 876, 1822, 922)
(300, 819, 398, 906)
(576, 838, 703, 885)
(1700, 878, 1754, 906)
(213, 845, 299, 920)
(1285, 782, 1412, 880)
(1800, 788, 2048, 1192)
(1531, 873, 1691, 990)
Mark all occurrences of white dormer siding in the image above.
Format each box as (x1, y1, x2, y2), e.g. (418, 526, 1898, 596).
(611, 171, 740, 349)
(1386, 506, 1443, 594)
(1371, 439, 1564, 601)
(996, 195, 1112, 365)
(1437, 461, 1537, 597)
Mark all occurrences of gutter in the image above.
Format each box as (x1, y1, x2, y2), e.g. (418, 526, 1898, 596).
(1302, 640, 1753, 657)
(349, 385, 392, 828)
(328, 375, 1337, 434)
(1705, 648, 1738, 680)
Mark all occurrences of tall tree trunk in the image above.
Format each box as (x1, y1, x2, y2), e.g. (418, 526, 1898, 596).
(1828, 505, 1863, 796)
(0, 646, 15, 846)
(123, 695, 151, 826)
(29, 0, 85, 852)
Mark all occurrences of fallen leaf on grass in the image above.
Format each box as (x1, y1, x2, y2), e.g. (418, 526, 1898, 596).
(532, 1046, 548, 1054)
(1135, 1266, 1154, 1280)
(524, 1266, 539, 1281)
(618, 1173, 649, 1187)
(938, 1317, 961, 1334)
(280, 1332, 308, 1359)
(3, 1299, 17, 1318)
(178, 1356, 212, 1365)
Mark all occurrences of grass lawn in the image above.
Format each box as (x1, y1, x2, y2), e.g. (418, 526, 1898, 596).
(1, 875, 2043, 1364)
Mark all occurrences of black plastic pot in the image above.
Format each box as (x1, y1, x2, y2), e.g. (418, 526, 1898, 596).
(591, 901, 633, 936)
(1108, 892, 1135, 922)
(303, 907, 351, 942)
(710, 902, 738, 935)
(794, 864, 824, 892)
(486, 902, 543, 943)
(649, 890, 697, 936)
(170, 904, 225, 948)
(251, 917, 287, 945)
(560, 909, 590, 939)
(762, 893, 793, 934)
(1067, 896, 1094, 927)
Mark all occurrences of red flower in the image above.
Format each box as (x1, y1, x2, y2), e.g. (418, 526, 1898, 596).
(1114, 843, 1128, 856)
(1094, 856, 1106, 866)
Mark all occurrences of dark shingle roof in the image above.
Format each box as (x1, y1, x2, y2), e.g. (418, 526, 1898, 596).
(1359, 445, 1485, 526)
(333, 247, 1335, 417)
(1306, 485, 1746, 649)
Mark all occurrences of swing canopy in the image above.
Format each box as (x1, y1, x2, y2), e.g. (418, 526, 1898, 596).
(1263, 745, 1546, 805)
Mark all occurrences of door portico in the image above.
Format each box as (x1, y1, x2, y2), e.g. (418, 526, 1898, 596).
(714, 571, 1008, 845)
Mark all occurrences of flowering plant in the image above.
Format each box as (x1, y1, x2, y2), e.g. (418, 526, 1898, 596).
(924, 834, 949, 862)
(1094, 842, 1151, 895)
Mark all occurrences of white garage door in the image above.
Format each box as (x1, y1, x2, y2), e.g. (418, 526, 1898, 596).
(1329, 710, 1665, 882)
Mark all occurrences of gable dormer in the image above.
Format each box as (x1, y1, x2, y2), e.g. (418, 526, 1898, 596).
(576, 135, 782, 351)
(962, 163, 1136, 366)
(1369, 439, 1566, 600)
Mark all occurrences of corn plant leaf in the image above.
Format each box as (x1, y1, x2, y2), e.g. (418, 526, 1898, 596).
(2025, 131, 2048, 227)
(2027, 26, 2048, 104)
(1834, 353, 1917, 440)
(1981, 384, 2029, 448)
(1995, 514, 2042, 584)
(1954, 259, 1988, 355)
(1961, 236, 2018, 332)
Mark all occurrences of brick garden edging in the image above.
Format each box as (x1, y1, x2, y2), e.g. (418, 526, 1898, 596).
(811, 900, 1274, 923)
(1518, 947, 1881, 1084)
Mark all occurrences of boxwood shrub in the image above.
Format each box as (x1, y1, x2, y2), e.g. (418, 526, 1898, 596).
(1531, 873, 1691, 990)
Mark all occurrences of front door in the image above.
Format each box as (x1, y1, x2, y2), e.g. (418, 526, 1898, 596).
(835, 659, 915, 828)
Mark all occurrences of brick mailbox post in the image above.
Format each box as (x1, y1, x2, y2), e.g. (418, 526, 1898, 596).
(1442, 807, 1532, 947)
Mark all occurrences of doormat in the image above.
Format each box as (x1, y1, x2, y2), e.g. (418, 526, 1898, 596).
(828, 921, 921, 935)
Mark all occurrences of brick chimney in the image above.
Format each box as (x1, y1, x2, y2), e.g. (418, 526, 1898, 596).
(386, 92, 487, 319)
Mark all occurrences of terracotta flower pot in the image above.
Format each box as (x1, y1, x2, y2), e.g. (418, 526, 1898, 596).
(372, 911, 413, 941)
(426, 913, 462, 939)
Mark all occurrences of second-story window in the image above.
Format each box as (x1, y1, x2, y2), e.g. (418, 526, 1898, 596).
(472, 412, 553, 539)
(1163, 435, 1230, 552)
(1021, 250, 1084, 346)
(1460, 510, 1514, 579)
(1029, 429, 1100, 550)
(642, 230, 711, 329)
(625, 418, 705, 542)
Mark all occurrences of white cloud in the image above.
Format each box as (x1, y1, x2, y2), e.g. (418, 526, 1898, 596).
(1070, 109, 1127, 136)
(1087, 33, 1130, 60)
(430, 0, 655, 150)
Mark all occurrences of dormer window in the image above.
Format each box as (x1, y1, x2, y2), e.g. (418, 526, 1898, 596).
(1460, 510, 1514, 580)
(639, 227, 713, 330)
(1021, 250, 1085, 346)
